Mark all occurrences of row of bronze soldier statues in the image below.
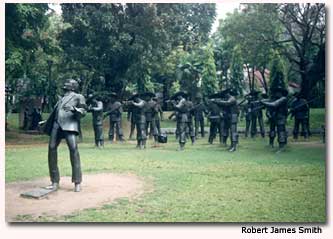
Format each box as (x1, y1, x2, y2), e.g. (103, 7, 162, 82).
(41, 79, 311, 192)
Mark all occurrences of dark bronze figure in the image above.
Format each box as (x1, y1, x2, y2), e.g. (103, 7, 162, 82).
(127, 104, 136, 140)
(249, 91, 265, 138)
(104, 93, 124, 142)
(261, 88, 288, 150)
(211, 89, 239, 152)
(43, 79, 86, 192)
(128, 94, 147, 149)
(87, 94, 104, 147)
(170, 92, 189, 150)
(290, 93, 309, 139)
(193, 93, 207, 138)
(185, 96, 195, 144)
(144, 92, 159, 144)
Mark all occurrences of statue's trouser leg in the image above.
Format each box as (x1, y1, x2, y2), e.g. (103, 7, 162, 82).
(129, 119, 135, 139)
(208, 121, 216, 143)
(109, 121, 114, 141)
(231, 122, 238, 145)
(155, 119, 161, 135)
(218, 119, 223, 143)
(258, 114, 265, 137)
(277, 123, 287, 148)
(151, 120, 158, 142)
(223, 119, 230, 144)
(200, 118, 205, 137)
(250, 114, 257, 138)
(178, 122, 186, 146)
(96, 124, 104, 146)
(175, 121, 179, 139)
(293, 118, 300, 139)
(269, 121, 276, 146)
(301, 119, 308, 138)
(48, 123, 62, 183)
(64, 132, 82, 183)
(245, 118, 250, 137)
(93, 124, 98, 146)
(116, 121, 124, 140)
(139, 122, 147, 146)
(188, 121, 195, 143)
(195, 119, 199, 138)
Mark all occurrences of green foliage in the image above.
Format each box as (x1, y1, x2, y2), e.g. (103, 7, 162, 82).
(269, 51, 286, 92)
(229, 45, 244, 96)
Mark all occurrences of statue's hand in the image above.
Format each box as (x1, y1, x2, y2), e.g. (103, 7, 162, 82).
(63, 105, 75, 112)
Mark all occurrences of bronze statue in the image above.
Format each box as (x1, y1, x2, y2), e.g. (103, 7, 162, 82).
(128, 94, 147, 149)
(170, 91, 189, 150)
(104, 92, 124, 143)
(290, 93, 309, 140)
(87, 94, 104, 147)
(211, 89, 239, 152)
(261, 87, 288, 150)
(42, 79, 86, 192)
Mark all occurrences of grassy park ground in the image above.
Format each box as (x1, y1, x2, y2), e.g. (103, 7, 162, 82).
(5, 109, 326, 222)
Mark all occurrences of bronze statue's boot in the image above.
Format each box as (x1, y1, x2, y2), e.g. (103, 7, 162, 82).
(74, 183, 81, 192)
(276, 143, 286, 154)
(136, 140, 140, 148)
(269, 138, 274, 148)
(222, 137, 227, 146)
(178, 143, 185, 151)
(45, 182, 59, 191)
(191, 137, 195, 145)
(228, 142, 236, 152)
(208, 136, 213, 144)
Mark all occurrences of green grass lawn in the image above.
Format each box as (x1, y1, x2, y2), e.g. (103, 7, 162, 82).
(5, 110, 326, 222)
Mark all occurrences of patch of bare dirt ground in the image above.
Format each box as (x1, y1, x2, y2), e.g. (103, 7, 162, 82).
(6, 173, 145, 222)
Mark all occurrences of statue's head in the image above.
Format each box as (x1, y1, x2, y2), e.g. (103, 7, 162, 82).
(63, 79, 79, 92)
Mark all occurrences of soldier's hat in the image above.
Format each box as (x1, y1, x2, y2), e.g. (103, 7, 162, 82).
(128, 93, 140, 100)
(142, 92, 156, 98)
(63, 79, 79, 92)
(108, 92, 117, 98)
(208, 90, 227, 99)
(261, 93, 269, 99)
(171, 91, 188, 100)
(195, 92, 203, 99)
(274, 87, 288, 96)
(248, 90, 260, 96)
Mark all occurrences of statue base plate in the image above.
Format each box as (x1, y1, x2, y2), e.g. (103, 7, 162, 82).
(20, 188, 56, 199)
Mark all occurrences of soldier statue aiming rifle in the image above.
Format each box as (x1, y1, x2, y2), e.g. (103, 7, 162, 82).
(192, 93, 207, 139)
(169, 91, 189, 151)
(210, 88, 239, 152)
(144, 92, 159, 146)
(261, 87, 289, 150)
(127, 93, 147, 149)
(87, 94, 104, 147)
(289, 93, 309, 140)
(104, 92, 125, 143)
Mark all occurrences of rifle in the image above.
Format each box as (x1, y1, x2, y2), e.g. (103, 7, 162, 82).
(287, 96, 319, 117)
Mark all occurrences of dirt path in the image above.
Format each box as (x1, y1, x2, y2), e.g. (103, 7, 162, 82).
(6, 173, 146, 222)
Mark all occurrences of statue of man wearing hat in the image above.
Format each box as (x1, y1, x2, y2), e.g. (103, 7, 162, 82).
(42, 79, 86, 192)
(289, 93, 309, 140)
(104, 92, 125, 143)
(261, 87, 289, 150)
(249, 91, 265, 138)
(211, 89, 239, 152)
(192, 93, 207, 139)
(128, 93, 147, 149)
(170, 91, 189, 150)
(87, 94, 104, 147)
